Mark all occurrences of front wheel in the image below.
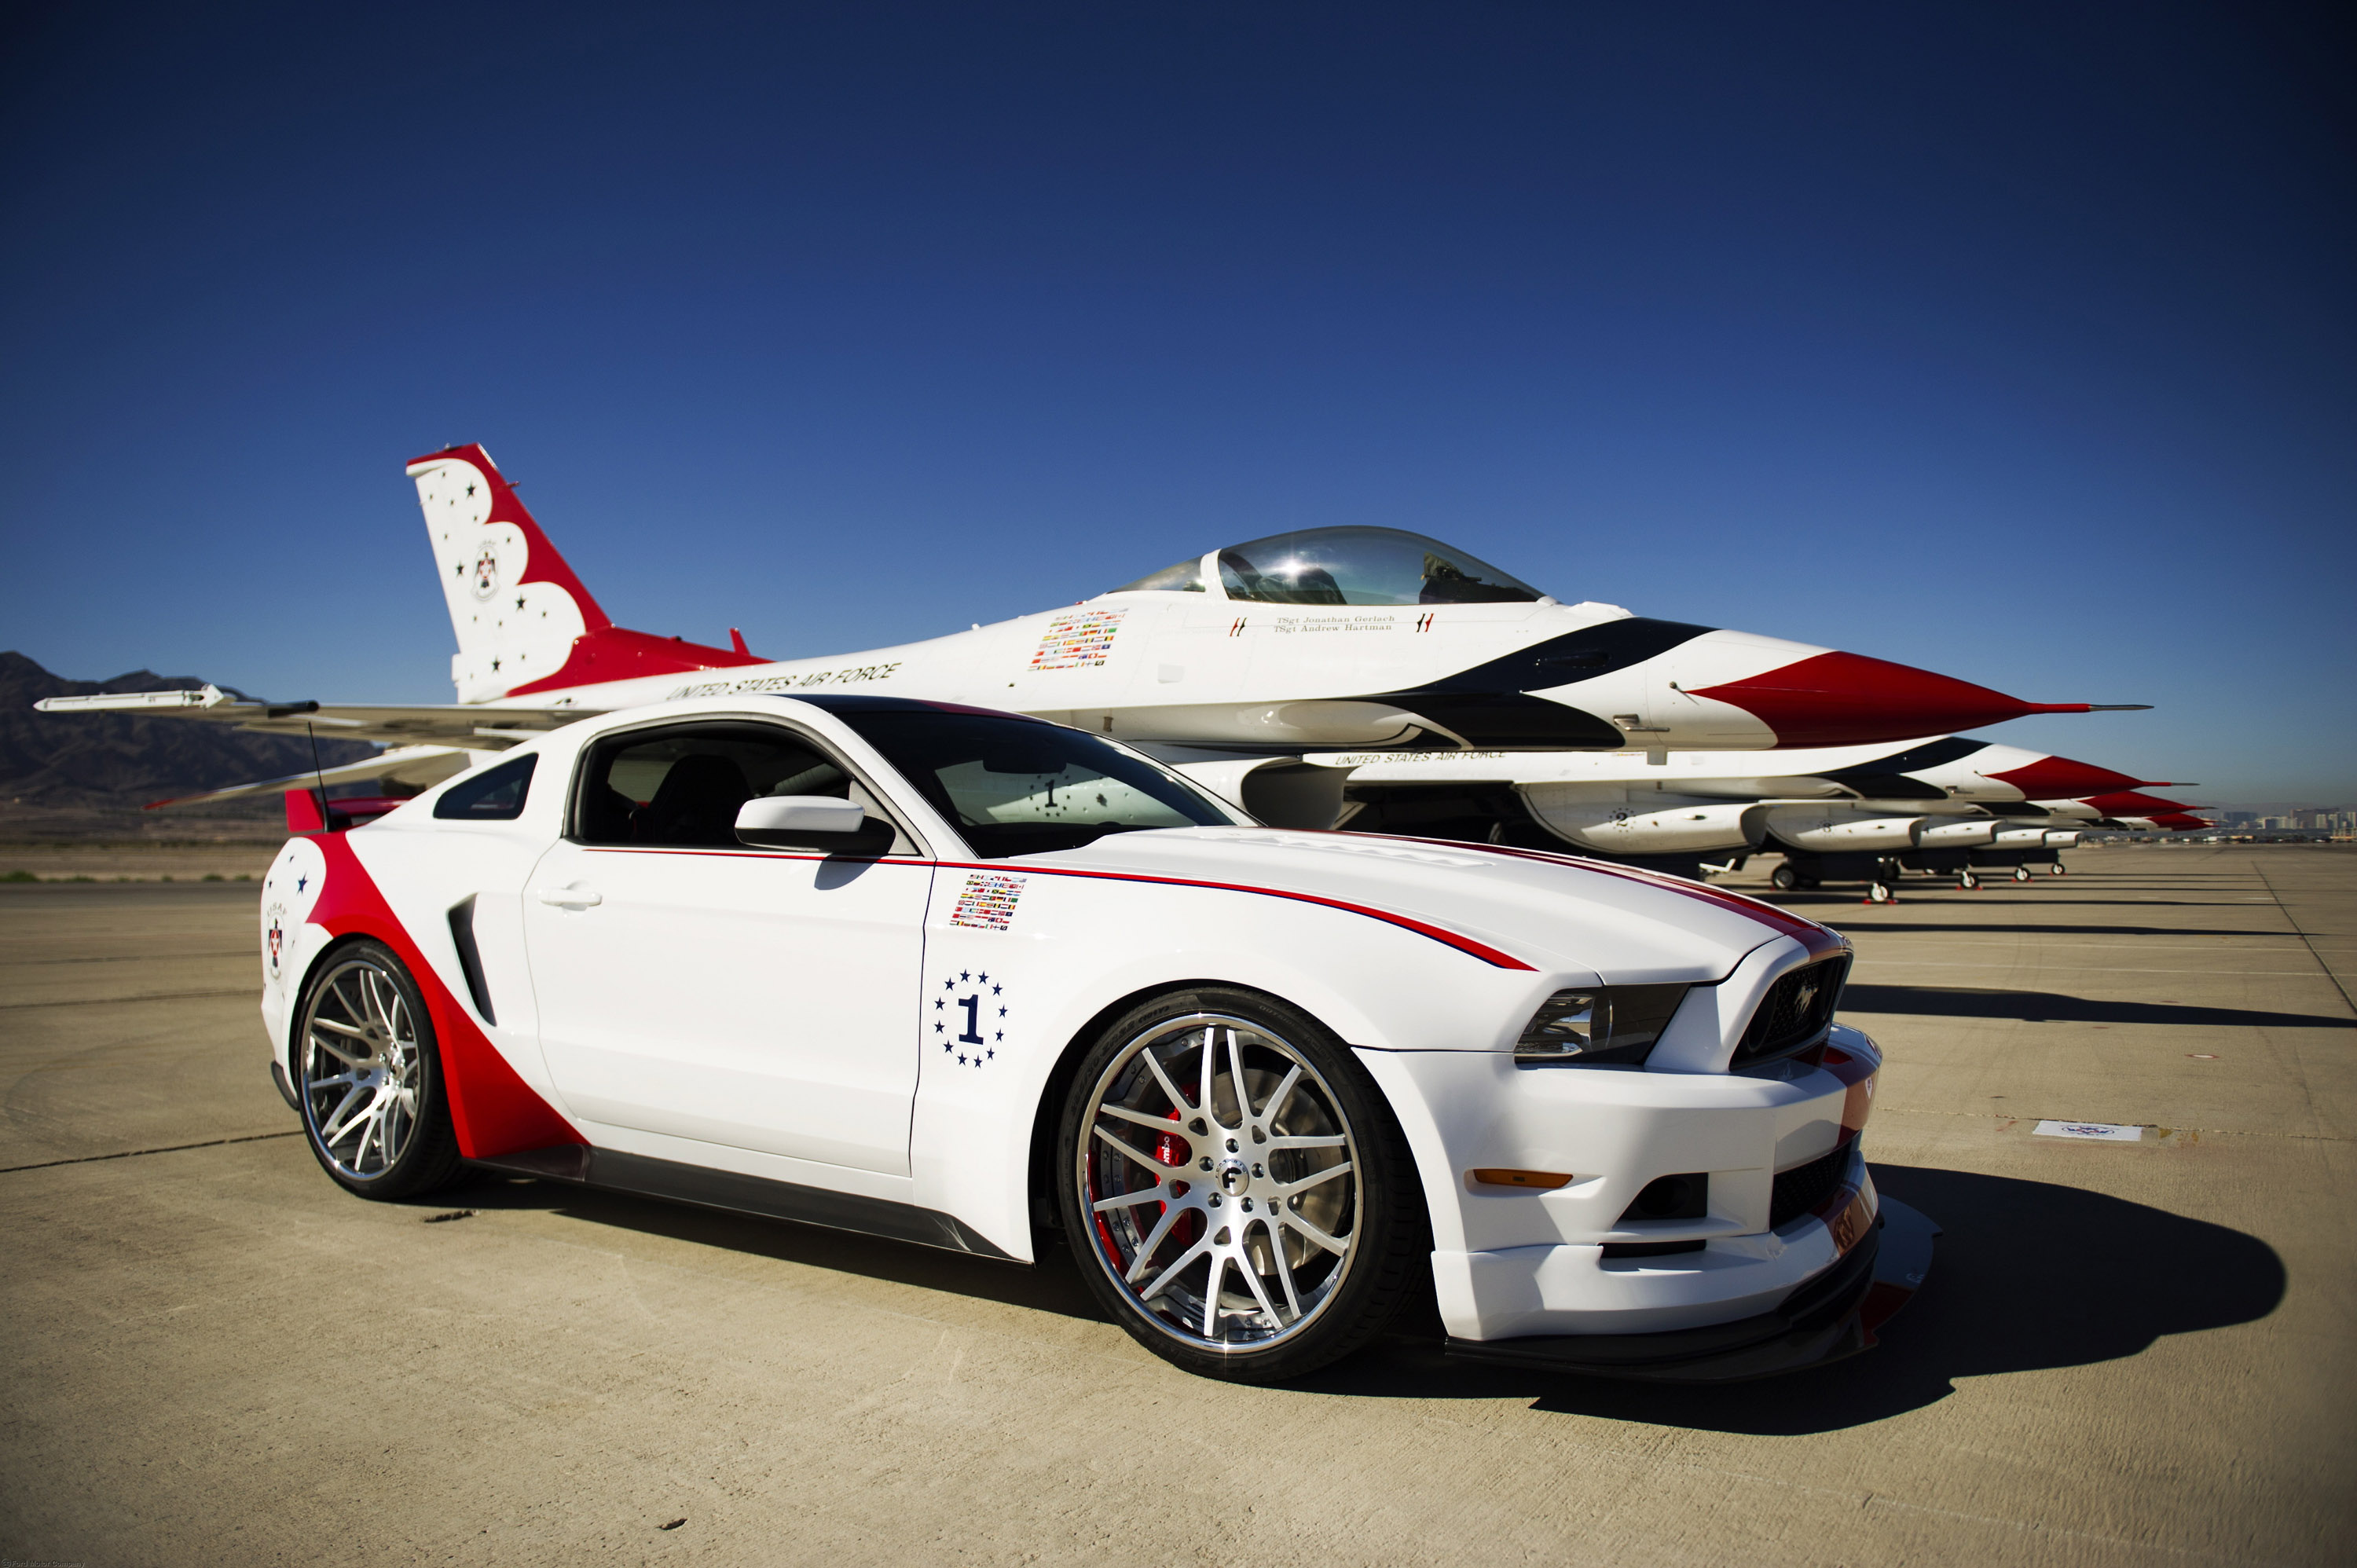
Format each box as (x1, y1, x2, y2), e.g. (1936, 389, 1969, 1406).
(294, 940, 460, 1200)
(1057, 987, 1425, 1383)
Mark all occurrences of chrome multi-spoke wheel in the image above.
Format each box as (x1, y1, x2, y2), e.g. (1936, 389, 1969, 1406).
(294, 941, 458, 1199)
(1059, 988, 1421, 1381)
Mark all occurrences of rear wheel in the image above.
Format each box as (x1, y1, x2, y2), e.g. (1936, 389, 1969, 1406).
(295, 941, 460, 1200)
(2014, 866, 2033, 882)
(1770, 863, 1799, 892)
(1057, 988, 1424, 1383)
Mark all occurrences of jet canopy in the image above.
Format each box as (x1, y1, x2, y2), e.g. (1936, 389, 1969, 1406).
(1114, 526, 1548, 606)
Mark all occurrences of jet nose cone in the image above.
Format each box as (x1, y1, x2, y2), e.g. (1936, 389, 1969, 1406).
(1986, 753, 2149, 799)
(2080, 791, 2198, 816)
(1689, 651, 2135, 749)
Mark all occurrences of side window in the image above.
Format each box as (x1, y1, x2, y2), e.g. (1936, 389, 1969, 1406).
(433, 754, 537, 821)
(571, 721, 905, 852)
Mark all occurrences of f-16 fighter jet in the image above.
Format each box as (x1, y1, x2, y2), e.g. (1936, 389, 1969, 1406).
(38, 444, 2140, 804)
(1285, 737, 2196, 898)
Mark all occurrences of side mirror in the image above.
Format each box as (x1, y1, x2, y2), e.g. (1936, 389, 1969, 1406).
(735, 795, 871, 848)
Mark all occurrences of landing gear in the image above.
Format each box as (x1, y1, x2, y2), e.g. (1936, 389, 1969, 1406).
(2047, 862, 2067, 876)
(2014, 866, 2033, 882)
(1957, 869, 1981, 891)
(1867, 881, 1895, 903)
(1771, 863, 1799, 892)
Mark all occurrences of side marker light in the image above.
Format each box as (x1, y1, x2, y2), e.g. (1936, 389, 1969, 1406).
(1468, 1168, 1573, 1190)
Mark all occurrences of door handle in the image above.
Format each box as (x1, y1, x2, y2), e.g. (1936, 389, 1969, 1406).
(536, 887, 603, 909)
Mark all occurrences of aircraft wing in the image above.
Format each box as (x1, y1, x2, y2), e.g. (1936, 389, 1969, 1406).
(33, 685, 603, 746)
(142, 745, 481, 809)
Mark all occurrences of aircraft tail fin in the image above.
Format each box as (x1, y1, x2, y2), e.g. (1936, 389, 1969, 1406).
(407, 444, 764, 703)
(409, 445, 611, 702)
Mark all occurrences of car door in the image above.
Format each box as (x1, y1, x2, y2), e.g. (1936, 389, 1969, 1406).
(522, 716, 934, 1175)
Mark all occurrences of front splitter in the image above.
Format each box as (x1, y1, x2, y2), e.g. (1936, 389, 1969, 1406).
(1442, 1198, 1940, 1384)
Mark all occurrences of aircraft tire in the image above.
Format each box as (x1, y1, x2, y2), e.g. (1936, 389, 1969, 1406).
(1770, 864, 1799, 892)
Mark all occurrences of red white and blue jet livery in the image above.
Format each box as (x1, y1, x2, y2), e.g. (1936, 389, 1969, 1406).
(38, 444, 2139, 776)
(254, 688, 1935, 1381)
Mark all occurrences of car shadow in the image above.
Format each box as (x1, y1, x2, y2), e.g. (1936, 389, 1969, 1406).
(1308, 1166, 2284, 1434)
(431, 1166, 2282, 1435)
(1838, 984, 2349, 1030)
(427, 1171, 1112, 1323)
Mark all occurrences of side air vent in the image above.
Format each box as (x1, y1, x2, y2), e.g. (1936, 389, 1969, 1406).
(446, 896, 497, 1024)
(1733, 954, 1849, 1066)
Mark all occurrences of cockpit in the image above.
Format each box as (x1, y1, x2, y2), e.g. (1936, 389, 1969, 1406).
(1113, 526, 1549, 606)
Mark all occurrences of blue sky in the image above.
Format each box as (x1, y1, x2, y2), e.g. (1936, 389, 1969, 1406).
(2, 3, 2350, 801)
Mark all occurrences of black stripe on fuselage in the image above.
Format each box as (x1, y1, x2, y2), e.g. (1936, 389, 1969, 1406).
(1359, 617, 1713, 749)
(1814, 737, 1990, 800)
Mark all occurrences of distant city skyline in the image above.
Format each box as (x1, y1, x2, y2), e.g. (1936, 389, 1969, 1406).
(2, 5, 2350, 798)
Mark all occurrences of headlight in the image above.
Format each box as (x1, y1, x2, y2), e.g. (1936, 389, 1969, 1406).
(1515, 983, 1690, 1067)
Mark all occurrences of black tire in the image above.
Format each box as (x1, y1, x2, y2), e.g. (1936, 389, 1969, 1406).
(293, 940, 461, 1200)
(1055, 986, 1425, 1383)
(1770, 863, 1799, 892)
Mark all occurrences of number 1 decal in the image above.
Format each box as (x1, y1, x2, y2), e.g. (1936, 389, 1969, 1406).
(958, 995, 984, 1046)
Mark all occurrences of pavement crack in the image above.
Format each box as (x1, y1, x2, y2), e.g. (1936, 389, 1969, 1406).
(0, 1128, 303, 1174)
(0, 987, 255, 1010)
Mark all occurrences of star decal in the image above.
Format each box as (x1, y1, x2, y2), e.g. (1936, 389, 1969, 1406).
(933, 997, 944, 1009)
(977, 972, 989, 985)
(295, 874, 308, 892)
(956, 1053, 968, 1066)
(933, 1020, 944, 1033)
(453, 562, 465, 578)
(992, 983, 1002, 996)
(515, 595, 525, 610)
(465, 483, 476, 496)
(998, 1006, 1007, 1018)
(959, 970, 970, 982)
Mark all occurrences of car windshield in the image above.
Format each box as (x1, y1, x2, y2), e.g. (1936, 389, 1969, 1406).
(834, 708, 1245, 859)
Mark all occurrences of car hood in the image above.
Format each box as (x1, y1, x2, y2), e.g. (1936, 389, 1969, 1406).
(1008, 827, 1824, 983)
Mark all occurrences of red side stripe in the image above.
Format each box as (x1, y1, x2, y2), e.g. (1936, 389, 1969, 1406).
(306, 833, 584, 1160)
(1362, 832, 1845, 955)
(580, 845, 1536, 970)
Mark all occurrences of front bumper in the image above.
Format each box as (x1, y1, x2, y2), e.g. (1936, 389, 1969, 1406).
(1360, 1022, 1897, 1345)
(1443, 1197, 1938, 1383)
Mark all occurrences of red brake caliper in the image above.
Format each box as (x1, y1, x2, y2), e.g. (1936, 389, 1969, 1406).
(1157, 1108, 1203, 1249)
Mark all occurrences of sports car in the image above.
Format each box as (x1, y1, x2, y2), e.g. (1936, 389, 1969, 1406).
(258, 693, 1934, 1383)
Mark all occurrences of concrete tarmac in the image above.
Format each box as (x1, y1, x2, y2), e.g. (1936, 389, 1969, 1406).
(1, 846, 2349, 1566)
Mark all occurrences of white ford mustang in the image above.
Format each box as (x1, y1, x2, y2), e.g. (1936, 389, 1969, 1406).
(258, 694, 1934, 1383)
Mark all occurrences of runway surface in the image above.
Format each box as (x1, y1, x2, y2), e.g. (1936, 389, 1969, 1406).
(1, 845, 2349, 1566)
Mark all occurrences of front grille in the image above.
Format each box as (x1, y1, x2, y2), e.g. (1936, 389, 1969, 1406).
(1734, 954, 1849, 1065)
(1769, 1141, 1853, 1229)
